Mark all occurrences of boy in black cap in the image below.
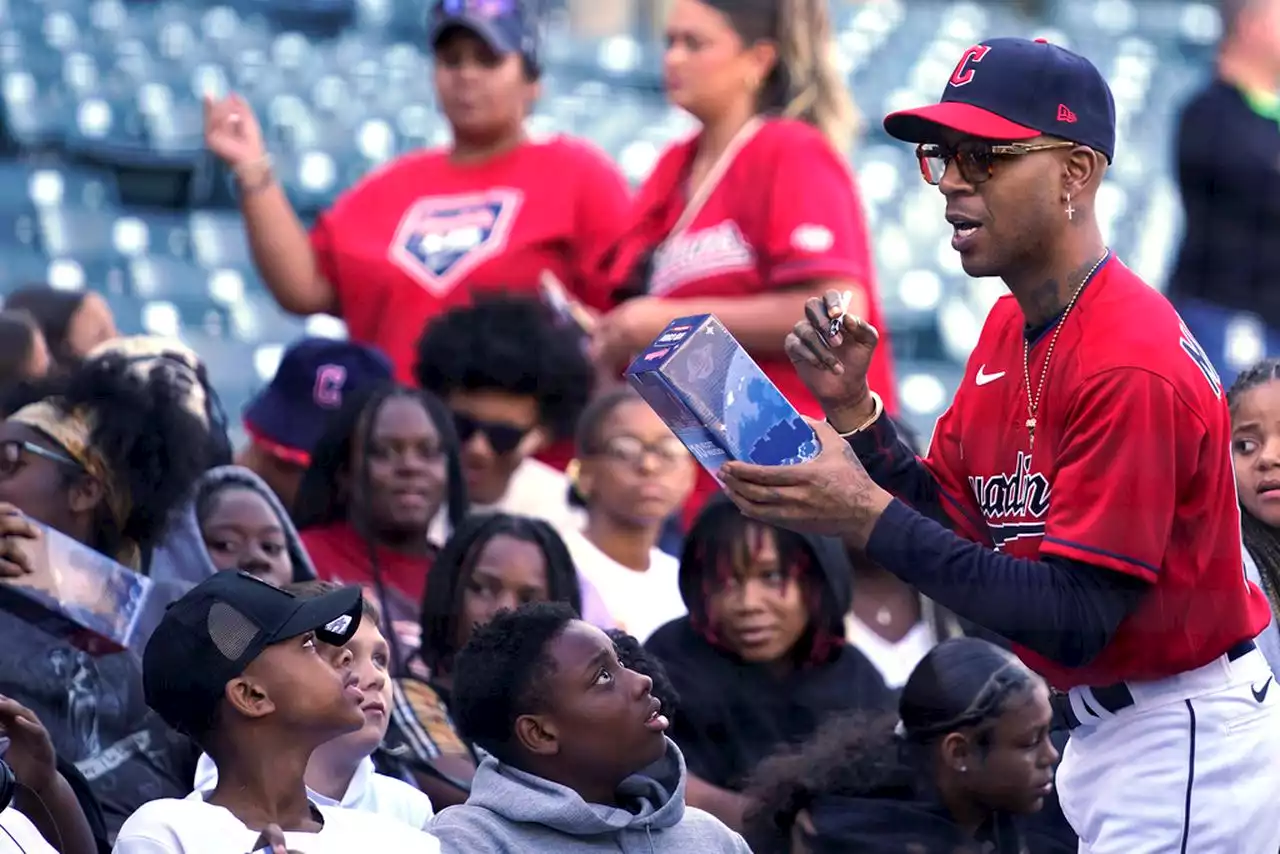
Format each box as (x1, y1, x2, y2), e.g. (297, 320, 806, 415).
(113, 572, 441, 853)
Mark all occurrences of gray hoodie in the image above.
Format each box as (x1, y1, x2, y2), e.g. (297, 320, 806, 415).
(147, 465, 317, 591)
(428, 738, 751, 854)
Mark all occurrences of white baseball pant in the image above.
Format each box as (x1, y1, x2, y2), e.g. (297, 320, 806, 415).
(1055, 646, 1280, 853)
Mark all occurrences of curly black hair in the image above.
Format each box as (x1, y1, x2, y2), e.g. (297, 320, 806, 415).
(606, 628, 680, 724)
(293, 382, 468, 534)
(419, 512, 582, 678)
(413, 295, 594, 441)
(452, 600, 578, 767)
(743, 638, 1040, 853)
(1228, 358, 1280, 608)
(37, 352, 213, 560)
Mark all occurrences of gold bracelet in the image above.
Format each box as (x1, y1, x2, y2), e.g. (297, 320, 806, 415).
(832, 391, 883, 438)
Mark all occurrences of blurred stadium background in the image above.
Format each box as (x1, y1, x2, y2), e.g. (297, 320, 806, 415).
(0, 0, 1227, 440)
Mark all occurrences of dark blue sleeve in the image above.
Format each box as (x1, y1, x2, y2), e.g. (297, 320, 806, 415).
(846, 416, 953, 530)
(866, 500, 1147, 667)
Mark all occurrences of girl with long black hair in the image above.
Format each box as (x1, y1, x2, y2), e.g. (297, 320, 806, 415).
(745, 638, 1069, 854)
(381, 513, 583, 812)
(293, 382, 467, 670)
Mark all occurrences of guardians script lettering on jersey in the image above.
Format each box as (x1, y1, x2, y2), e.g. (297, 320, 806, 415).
(968, 450, 1050, 550)
(649, 221, 756, 295)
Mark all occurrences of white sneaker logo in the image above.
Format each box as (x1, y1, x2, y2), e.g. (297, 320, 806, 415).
(975, 366, 1005, 386)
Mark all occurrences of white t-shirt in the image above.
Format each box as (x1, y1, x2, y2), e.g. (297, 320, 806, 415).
(560, 528, 685, 642)
(112, 796, 441, 854)
(843, 612, 937, 690)
(428, 458, 585, 545)
(0, 807, 58, 854)
(191, 753, 433, 831)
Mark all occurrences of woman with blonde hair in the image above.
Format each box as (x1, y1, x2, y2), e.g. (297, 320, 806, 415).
(593, 0, 898, 524)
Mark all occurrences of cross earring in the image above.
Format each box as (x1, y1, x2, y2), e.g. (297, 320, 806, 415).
(1065, 194, 1075, 220)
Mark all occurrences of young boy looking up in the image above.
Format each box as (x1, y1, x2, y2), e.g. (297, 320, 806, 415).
(191, 581, 434, 830)
(113, 571, 440, 853)
(428, 602, 750, 853)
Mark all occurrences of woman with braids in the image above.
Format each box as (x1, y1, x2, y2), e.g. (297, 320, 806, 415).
(293, 382, 468, 671)
(1227, 358, 1280, 675)
(0, 352, 212, 840)
(644, 497, 892, 832)
(593, 0, 897, 523)
(381, 513, 583, 811)
(744, 638, 1070, 854)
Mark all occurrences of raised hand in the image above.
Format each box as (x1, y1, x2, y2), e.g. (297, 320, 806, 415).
(0, 695, 56, 794)
(203, 94, 267, 169)
(784, 289, 881, 430)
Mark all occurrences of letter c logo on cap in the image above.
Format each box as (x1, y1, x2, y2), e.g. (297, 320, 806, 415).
(949, 44, 991, 87)
(313, 364, 347, 408)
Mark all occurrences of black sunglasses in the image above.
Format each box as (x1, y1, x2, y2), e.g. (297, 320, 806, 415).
(915, 140, 1076, 186)
(452, 412, 530, 456)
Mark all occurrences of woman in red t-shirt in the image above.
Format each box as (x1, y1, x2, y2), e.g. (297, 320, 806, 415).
(292, 382, 469, 672)
(202, 0, 630, 384)
(593, 0, 898, 524)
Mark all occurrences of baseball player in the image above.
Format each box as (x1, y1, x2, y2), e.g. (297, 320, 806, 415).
(718, 38, 1280, 853)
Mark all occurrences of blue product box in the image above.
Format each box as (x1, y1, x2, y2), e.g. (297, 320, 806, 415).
(624, 314, 820, 478)
(0, 520, 155, 655)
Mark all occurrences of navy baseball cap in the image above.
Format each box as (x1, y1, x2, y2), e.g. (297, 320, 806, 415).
(429, 0, 536, 59)
(884, 38, 1117, 162)
(243, 338, 393, 466)
(143, 571, 363, 737)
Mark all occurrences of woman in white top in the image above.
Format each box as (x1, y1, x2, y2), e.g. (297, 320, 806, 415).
(561, 388, 695, 642)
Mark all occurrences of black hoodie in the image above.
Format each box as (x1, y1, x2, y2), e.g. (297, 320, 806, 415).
(644, 498, 895, 791)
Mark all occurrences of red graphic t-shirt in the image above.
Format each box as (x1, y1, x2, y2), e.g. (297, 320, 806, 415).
(310, 135, 632, 384)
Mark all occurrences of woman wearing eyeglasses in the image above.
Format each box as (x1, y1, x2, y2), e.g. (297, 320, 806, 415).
(592, 0, 897, 525)
(0, 353, 213, 842)
(202, 0, 630, 387)
(560, 387, 696, 642)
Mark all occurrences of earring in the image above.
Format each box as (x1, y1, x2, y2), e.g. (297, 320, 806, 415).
(959, 765, 968, 772)
(1065, 193, 1075, 220)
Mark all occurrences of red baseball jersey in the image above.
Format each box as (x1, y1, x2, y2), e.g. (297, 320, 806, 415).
(608, 119, 898, 521)
(923, 255, 1270, 689)
(310, 135, 631, 384)
(610, 118, 897, 417)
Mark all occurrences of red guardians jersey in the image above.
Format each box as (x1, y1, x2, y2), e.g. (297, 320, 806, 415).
(608, 118, 898, 419)
(311, 135, 631, 383)
(608, 119, 898, 522)
(923, 254, 1270, 689)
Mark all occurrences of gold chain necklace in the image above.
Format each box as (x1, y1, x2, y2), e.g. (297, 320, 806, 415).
(1022, 252, 1108, 449)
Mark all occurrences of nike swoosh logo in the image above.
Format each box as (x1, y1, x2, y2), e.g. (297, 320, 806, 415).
(975, 366, 1005, 386)
(1253, 676, 1273, 703)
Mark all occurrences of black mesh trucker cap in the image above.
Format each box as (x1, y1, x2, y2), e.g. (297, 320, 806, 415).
(142, 571, 363, 737)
